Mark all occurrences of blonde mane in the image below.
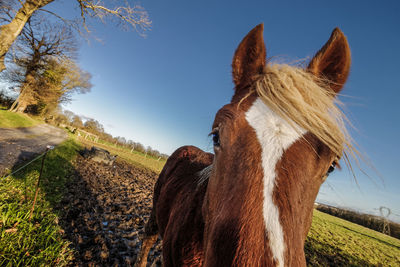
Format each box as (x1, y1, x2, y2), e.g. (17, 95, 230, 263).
(253, 63, 357, 163)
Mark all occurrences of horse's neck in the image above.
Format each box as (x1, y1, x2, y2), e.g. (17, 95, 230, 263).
(202, 166, 307, 266)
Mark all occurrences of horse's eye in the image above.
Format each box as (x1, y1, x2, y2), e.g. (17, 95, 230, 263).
(212, 131, 220, 147)
(327, 161, 336, 175)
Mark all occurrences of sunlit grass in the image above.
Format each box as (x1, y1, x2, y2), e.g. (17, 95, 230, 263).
(0, 109, 41, 128)
(306, 210, 400, 266)
(0, 138, 81, 266)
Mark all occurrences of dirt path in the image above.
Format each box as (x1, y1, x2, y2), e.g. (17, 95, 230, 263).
(60, 156, 162, 266)
(0, 124, 68, 175)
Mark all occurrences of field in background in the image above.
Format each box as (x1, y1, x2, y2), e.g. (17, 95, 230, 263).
(76, 135, 166, 173)
(315, 203, 400, 239)
(0, 108, 41, 128)
(306, 210, 400, 266)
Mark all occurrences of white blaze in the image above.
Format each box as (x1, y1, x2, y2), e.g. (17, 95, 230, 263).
(245, 98, 305, 267)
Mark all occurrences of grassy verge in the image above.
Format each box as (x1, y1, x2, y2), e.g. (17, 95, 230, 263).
(0, 138, 81, 266)
(77, 136, 166, 173)
(0, 109, 41, 128)
(305, 210, 400, 266)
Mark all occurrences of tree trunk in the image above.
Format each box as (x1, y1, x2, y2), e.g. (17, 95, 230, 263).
(0, 0, 54, 72)
(9, 88, 29, 113)
(10, 79, 35, 113)
(9, 95, 20, 112)
(15, 99, 29, 113)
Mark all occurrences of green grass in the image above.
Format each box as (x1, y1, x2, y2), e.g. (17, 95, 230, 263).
(306, 210, 400, 266)
(78, 136, 166, 173)
(0, 109, 41, 128)
(0, 138, 81, 266)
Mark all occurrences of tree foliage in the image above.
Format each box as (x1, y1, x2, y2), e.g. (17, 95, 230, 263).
(84, 118, 104, 134)
(28, 58, 92, 115)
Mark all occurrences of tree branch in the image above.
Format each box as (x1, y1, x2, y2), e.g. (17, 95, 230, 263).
(76, 0, 151, 35)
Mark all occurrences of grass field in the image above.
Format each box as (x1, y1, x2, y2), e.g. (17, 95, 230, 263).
(0, 108, 41, 128)
(0, 138, 81, 266)
(306, 210, 400, 266)
(77, 136, 166, 173)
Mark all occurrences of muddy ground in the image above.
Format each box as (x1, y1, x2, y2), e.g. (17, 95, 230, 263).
(59, 155, 163, 266)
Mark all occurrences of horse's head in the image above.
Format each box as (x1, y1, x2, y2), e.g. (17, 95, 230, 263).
(204, 24, 352, 266)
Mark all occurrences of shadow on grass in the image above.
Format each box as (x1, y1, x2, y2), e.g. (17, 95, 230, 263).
(0, 139, 104, 265)
(305, 238, 375, 267)
(7, 140, 142, 265)
(9, 141, 80, 207)
(339, 224, 400, 250)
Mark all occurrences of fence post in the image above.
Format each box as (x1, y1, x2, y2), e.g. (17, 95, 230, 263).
(28, 147, 50, 222)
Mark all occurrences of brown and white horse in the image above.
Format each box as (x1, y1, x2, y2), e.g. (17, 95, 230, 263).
(135, 24, 353, 267)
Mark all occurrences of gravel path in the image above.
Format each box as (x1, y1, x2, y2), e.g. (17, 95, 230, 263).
(0, 124, 68, 175)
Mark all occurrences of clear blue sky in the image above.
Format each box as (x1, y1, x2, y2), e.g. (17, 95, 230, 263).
(49, 1, 399, 220)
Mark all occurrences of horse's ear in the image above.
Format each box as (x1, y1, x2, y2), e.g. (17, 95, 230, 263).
(232, 24, 266, 89)
(308, 28, 351, 94)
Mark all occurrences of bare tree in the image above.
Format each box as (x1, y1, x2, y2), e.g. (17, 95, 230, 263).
(84, 118, 104, 134)
(0, 0, 54, 72)
(53, 111, 68, 125)
(134, 142, 145, 153)
(2, 14, 91, 113)
(71, 114, 83, 128)
(63, 110, 75, 123)
(116, 136, 127, 146)
(0, 0, 151, 72)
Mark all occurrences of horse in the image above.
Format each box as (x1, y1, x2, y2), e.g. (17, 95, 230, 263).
(135, 24, 355, 267)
